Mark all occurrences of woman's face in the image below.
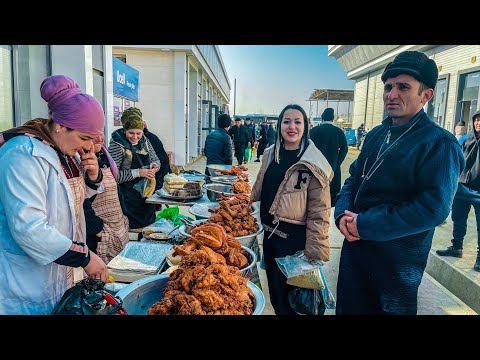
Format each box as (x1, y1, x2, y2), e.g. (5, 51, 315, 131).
(54, 126, 97, 156)
(93, 133, 105, 153)
(125, 128, 143, 145)
(280, 109, 304, 150)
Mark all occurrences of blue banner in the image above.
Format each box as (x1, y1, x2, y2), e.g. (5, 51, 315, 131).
(112, 56, 139, 101)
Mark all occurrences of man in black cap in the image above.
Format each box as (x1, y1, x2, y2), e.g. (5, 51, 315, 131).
(204, 113, 233, 174)
(334, 50, 466, 314)
(309, 107, 348, 206)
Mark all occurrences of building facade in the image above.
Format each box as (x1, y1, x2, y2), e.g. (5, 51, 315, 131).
(329, 45, 480, 133)
(0, 45, 231, 165)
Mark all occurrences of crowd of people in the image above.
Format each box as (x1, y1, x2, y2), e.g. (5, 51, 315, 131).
(0, 50, 477, 315)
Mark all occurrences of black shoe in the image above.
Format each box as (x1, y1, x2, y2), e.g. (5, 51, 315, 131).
(436, 246, 463, 258)
(474, 257, 480, 272)
(254, 159, 260, 162)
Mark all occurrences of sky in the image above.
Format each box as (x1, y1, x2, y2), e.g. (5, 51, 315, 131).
(217, 45, 354, 119)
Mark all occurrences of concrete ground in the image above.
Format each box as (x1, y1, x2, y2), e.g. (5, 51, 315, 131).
(183, 147, 477, 315)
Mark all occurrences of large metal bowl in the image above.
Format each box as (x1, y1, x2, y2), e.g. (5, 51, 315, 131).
(203, 183, 235, 202)
(178, 219, 264, 248)
(206, 164, 233, 177)
(116, 273, 265, 315)
(188, 202, 259, 220)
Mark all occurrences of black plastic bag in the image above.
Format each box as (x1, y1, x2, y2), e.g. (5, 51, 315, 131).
(51, 279, 127, 315)
(288, 287, 326, 315)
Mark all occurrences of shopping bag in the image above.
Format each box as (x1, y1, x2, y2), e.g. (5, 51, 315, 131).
(276, 250, 336, 309)
(244, 145, 252, 163)
(51, 279, 127, 315)
(288, 287, 326, 315)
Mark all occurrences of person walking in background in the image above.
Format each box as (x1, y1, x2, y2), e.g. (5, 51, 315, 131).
(108, 114, 160, 230)
(244, 117, 256, 145)
(266, 124, 276, 146)
(204, 113, 232, 174)
(250, 104, 333, 315)
(0, 75, 109, 314)
(120, 107, 170, 191)
(334, 51, 465, 315)
(254, 123, 269, 162)
(437, 110, 480, 272)
(83, 133, 129, 264)
(310, 107, 348, 206)
(455, 120, 467, 140)
(228, 117, 250, 165)
(355, 123, 366, 150)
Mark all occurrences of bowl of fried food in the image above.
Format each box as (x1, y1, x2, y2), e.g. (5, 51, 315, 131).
(116, 271, 265, 315)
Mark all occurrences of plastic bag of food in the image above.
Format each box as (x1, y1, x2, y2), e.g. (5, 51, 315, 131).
(276, 250, 335, 309)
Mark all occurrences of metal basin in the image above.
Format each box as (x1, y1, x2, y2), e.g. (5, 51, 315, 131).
(178, 219, 264, 248)
(203, 183, 234, 202)
(188, 202, 259, 220)
(206, 164, 232, 177)
(116, 273, 265, 315)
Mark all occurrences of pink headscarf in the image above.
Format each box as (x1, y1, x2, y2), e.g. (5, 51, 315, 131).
(101, 144, 119, 181)
(40, 75, 104, 135)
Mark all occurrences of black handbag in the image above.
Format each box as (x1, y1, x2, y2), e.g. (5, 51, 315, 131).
(51, 278, 127, 315)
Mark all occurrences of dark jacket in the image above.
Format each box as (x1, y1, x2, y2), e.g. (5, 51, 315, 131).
(245, 123, 256, 143)
(143, 128, 170, 190)
(229, 124, 251, 146)
(204, 128, 233, 165)
(83, 195, 103, 253)
(310, 122, 348, 206)
(334, 109, 465, 314)
(459, 110, 480, 190)
(266, 126, 276, 146)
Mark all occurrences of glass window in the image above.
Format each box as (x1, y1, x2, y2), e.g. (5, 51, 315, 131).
(456, 71, 480, 132)
(427, 78, 447, 127)
(0, 45, 14, 131)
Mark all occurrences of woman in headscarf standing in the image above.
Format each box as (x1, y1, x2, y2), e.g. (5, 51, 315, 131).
(0, 75, 109, 315)
(108, 113, 160, 230)
(83, 133, 130, 264)
(250, 104, 333, 315)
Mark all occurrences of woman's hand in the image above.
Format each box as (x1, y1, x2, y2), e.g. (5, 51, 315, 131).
(150, 163, 159, 172)
(84, 251, 109, 283)
(80, 142, 100, 181)
(139, 168, 156, 179)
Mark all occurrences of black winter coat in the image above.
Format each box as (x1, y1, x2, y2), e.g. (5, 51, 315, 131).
(143, 128, 170, 190)
(310, 123, 348, 206)
(229, 125, 251, 146)
(204, 128, 233, 165)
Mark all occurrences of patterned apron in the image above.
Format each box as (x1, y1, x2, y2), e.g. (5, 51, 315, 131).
(65, 175, 86, 289)
(94, 168, 130, 264)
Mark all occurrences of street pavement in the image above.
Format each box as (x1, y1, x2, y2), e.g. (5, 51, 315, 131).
(183, 147, 477, 315)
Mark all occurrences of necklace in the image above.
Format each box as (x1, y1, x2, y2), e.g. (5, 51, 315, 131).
(361, 116, 421, 182)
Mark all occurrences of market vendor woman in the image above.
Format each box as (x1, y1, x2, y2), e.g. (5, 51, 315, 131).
(0, 75, 109, 315)
(108, 113, 160, 230)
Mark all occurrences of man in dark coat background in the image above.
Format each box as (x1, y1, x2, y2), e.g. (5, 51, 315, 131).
(309, 107, 348, 206)
(334, 50, 465, 314)
(204, 113, 232, 174)
(228, 118, 251, 165)
(437, 109, 480, 272)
